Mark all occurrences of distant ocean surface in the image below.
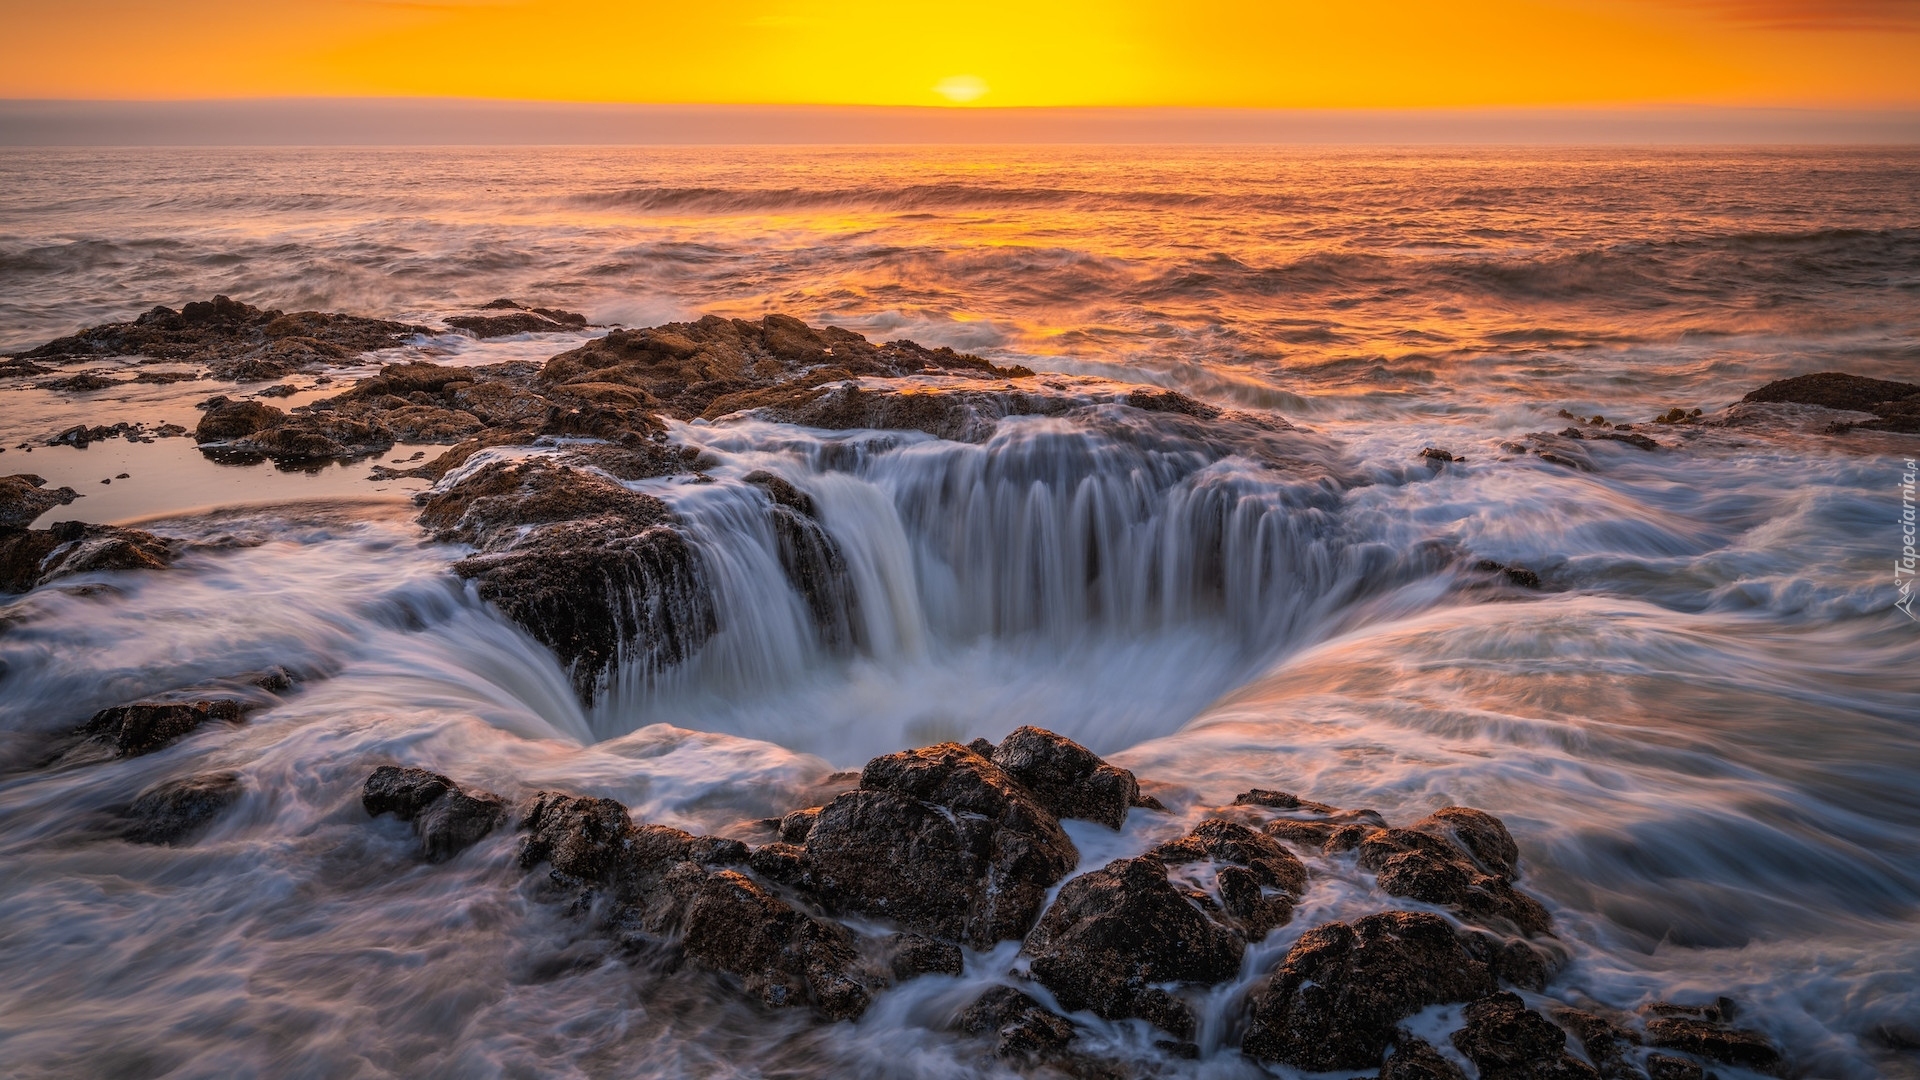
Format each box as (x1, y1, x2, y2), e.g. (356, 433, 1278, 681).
(1, 146, 1917, 1078)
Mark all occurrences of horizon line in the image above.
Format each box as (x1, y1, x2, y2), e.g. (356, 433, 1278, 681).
(5, 99, 1919, 146)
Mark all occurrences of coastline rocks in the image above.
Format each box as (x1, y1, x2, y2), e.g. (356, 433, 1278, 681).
(1242, 910, 1495, 1070)
(1151, 818, 1307, 938)
(1742, 371, 1920, 433)
(1641, 1001, 1784, 1076)
(122, 772, 244, 845)
(1357, 810, 1553, 935)
(0, 474, 79, 529)
(805, 742, 1078, 946)
(960, 986, 1079, 1059)
(362, 765, 508, 862)
(0, 520, 174, 591)
(989, 725, 1144, 830)
(67, 697, 245, 761)
(1451, 992, 1602, 1080)
(1022, 855, 1245, 1038)
(194, 397, 284, 441)
(1381, 1038, 1471, 1080)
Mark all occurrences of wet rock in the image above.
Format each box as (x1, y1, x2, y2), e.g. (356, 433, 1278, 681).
(750, 472, 859, 649)
(0, 474, 79, 529)
(122, 772, 243, 845)
(75, 697, 244, 758)
(1023, 855, 1245, 1038)
(989, 725, 1141, 830)
(1358, 811, 1552, 935)
(884, 932, 963, 980)
(1740, 371, 1920, 434)
(1382, 1037, 1471, 1080)
(1461, 929, 1564, 991)
(1642, 1014, 1782, 1075)
(1553, 1008, 1644, 1080)
(194, 396, 285, 442)
(747, 840, 808, 884)
(778, 806, 820, 843)
(518, 790, 653, 890)
(15, 296, 426, 374)
(1451, 991, 1602, 1080)
(361, 765, 508, 862)
(1560, 427, 1660, 451)
(1150, 818, 1307, 937)
(1241, 910, 1495, 1071)
(1234, 788, 1338, 812)
(1645, 1054, 1704, 1080)
(1475, 560, 1543, 590)
(447, 311, 581, 337)
(227, 413, 395, 461)
(961, 985, 1078, 1058)
(1126, 387, 1219, 418)
(1422, 446, 1462, 462)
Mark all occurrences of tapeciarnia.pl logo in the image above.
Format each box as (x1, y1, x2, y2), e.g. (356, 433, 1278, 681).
(1901, 458, 1918, 622)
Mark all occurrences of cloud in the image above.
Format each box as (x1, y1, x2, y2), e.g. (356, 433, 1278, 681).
(1676, 0, 1920, 31)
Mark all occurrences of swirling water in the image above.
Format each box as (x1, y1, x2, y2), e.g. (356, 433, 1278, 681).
(0, 146, 1917, 1078)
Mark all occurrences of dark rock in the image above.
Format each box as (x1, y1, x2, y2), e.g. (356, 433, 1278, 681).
(1646, 1054, 1704, 1080)
(0, 474, 79, 529)
(989, 725, 1141, 830)
(1644, 1016, 1783, 1075)
(885, 932, 964, 979)
(961, 985, 1077, 1058)
(77, 697, 244, 757)
(1023, 855, 1245, 1038)
(1358, 813, 1552, 935)
(1742, 371, 1920, 412)
(122, 772, 243, 845)
(1554, 1008, 1643, 1080)
(1413, 806, 1522, 879)
(1451, 992, 1601, 1080)
(747, 840, 808, 884)
(1422, 446, 1461, 462)
(1382, 1037, 1471, 1080)
(1241, 910, 1495, 1071)
(1150, 818, 1307, 937)
(517, 790, 649, 888)
(1125, 388, 1219, 418)
(778, 806, 820, 843)
(1475, 560, 1543, 589)
(1234, 788, 1336, 812)
(1461, 929, 1563, 991)
(447, 312, 581, 338)
(194, 397, 285, 442)
(803, 742, 1077, 946)
(759, 477, 860, 650)
(16, 296, 425, 374)
(361, 765, 508, 862)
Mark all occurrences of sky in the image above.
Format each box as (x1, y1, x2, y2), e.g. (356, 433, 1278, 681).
(2, 0, 1918, 108)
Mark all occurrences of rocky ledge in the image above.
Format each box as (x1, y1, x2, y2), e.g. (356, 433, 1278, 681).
(358, 726, 1782, 1078)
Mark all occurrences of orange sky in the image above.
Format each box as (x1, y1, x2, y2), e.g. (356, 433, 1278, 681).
(4, 0, 1917, 107)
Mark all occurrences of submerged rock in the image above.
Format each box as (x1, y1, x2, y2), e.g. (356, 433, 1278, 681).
(0, 474, 79, 529)
(1357, 809, 1552, 935)
(804, 742, 1077, 947)
(1742, 371, 1920, 433)
(1641, 1008, 1783, 1076)
(362, 765, 508, 863)
(1450, 992, 1601, 1080)
(1023, 855, 1245, 1038)
(1241, 910, 1495, 1071)
(1151, 818, 1307, 938)
(1381, 1037, 1471, 1080)
(0, 519, 175, 594)
(960, 985, 1079, 1059)
(75, 697, 245, 758)
(122, 772, 244, 845)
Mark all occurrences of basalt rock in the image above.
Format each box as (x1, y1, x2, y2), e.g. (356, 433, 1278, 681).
(884, 932, 963, 980)
(73, 697, 245, 759)
(194, 397, 285, 442)
(1357, 810, 1552, 935)
(362, 765, 508, 863)
(961, 985, 1079, 1059)
(1023, 855, 1245, 1038)
(1151, 818, 1306, 938)
(1743, 371, 1920, 433)
(1450, 992, 1602, 1080)
(1241, 910, 1495, 1071)
(12, 296, 426, 376)
(1642, 1010, 1783, 1076)
(1646, 1054, 1704, 1080)
(1381, 1037, 1471, 1080)
(801, 742, 1078, 947)
(1554, 1008, 1645, 1080)
(121, 772, 244, 845)
(989, 725, 1142, 830)
(9, 519, 175, 586)
(447, 311, 583, 338)
(0, 474, 79, 529)
(748, 471, 859, 649)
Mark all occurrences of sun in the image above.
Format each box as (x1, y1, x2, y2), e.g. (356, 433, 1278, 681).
(933, 75, 990, 104)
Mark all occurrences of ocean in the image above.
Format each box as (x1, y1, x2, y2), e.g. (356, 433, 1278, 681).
(0, 145, 1916, 1078)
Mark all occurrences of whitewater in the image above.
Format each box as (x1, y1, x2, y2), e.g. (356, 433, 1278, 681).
(0, 146, 1916, 1079)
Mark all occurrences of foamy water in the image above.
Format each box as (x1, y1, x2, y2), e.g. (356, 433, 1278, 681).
(0, 146, 1916, 1079)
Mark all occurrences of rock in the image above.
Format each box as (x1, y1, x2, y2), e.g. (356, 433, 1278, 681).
(1023, 855, 1245, 1038)
(1742, 371, 1920, 434)
(884, 932, 964, 980)
(748, 840, 808, 884)
(15, 296, 426, 373)
(1233, 788, 1339, 813)
(989, 725, 1141, 830)
(960, 985, 1078, 1059)
(778, 806, 820, 843)
(226, 413, 395, 461)
(1560, 427, 1661, 451)
(0, 520, 176, 593)
(1357, 811, 1552, 935)
(517, 790, 650, 889)
(1475, 560, 1543, 589)
(1150, 818, 1307, 937)
(1241, 910, 1495, 1071)
(361, 765, 508, 862)
(122, 772, 243, 845)
(75, 697, 245, 757)
(447, 311, 580, 337)
(1553, 1008, 1643, 1080)
(748, 471, 860, 649)
(194, 397, 285, 442)
(1421, 446, 1461, 462)
(0, 474, 79, 529)
(1450, 992, 1601, 1080)
(1646, 1054, 1704, 1080)
(1381, 1037, 1471, 1080)
(1643, 1015, 1783, 1075)
(1412, 806, 1522, 879)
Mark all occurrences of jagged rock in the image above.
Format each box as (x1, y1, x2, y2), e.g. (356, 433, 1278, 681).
(1357, 810, 1552, 935)
(1381, 1037, 1470, 1080)
(447, 311, 582, 337)
(989, 725, 1141, 830)
(362, 765, 508, 862)
(1242, 910, 1495, 1071)
(1023, 855, 1245, 1039)
(194, 397, 285, 442)
(1150, 818, 1307, 938)
(228, 413, 394, 460)
(1554, 1008, 1644, 1080)
(1560, 427, 1660, 451)
(74, 697, 245, 758)
(748, 841, 807, 884)
(0, 474, 79, 529)
(1644, 1015, 1782, 1075)
(122, 772, 243, 845)
(1450, 992, 1602, 1080)
(1646, 1054, 1704, 1080)
(884, 932, 963, 980)
(15, 296, 425, 374)
(802, 742, 1078, 947)
(745, 471, 859, 649)
(1421, 446, 1461, 463)
(778, 806, 820, 843)
(961, 986, 1078, 1059)
(1475, 560, 1543, 589)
